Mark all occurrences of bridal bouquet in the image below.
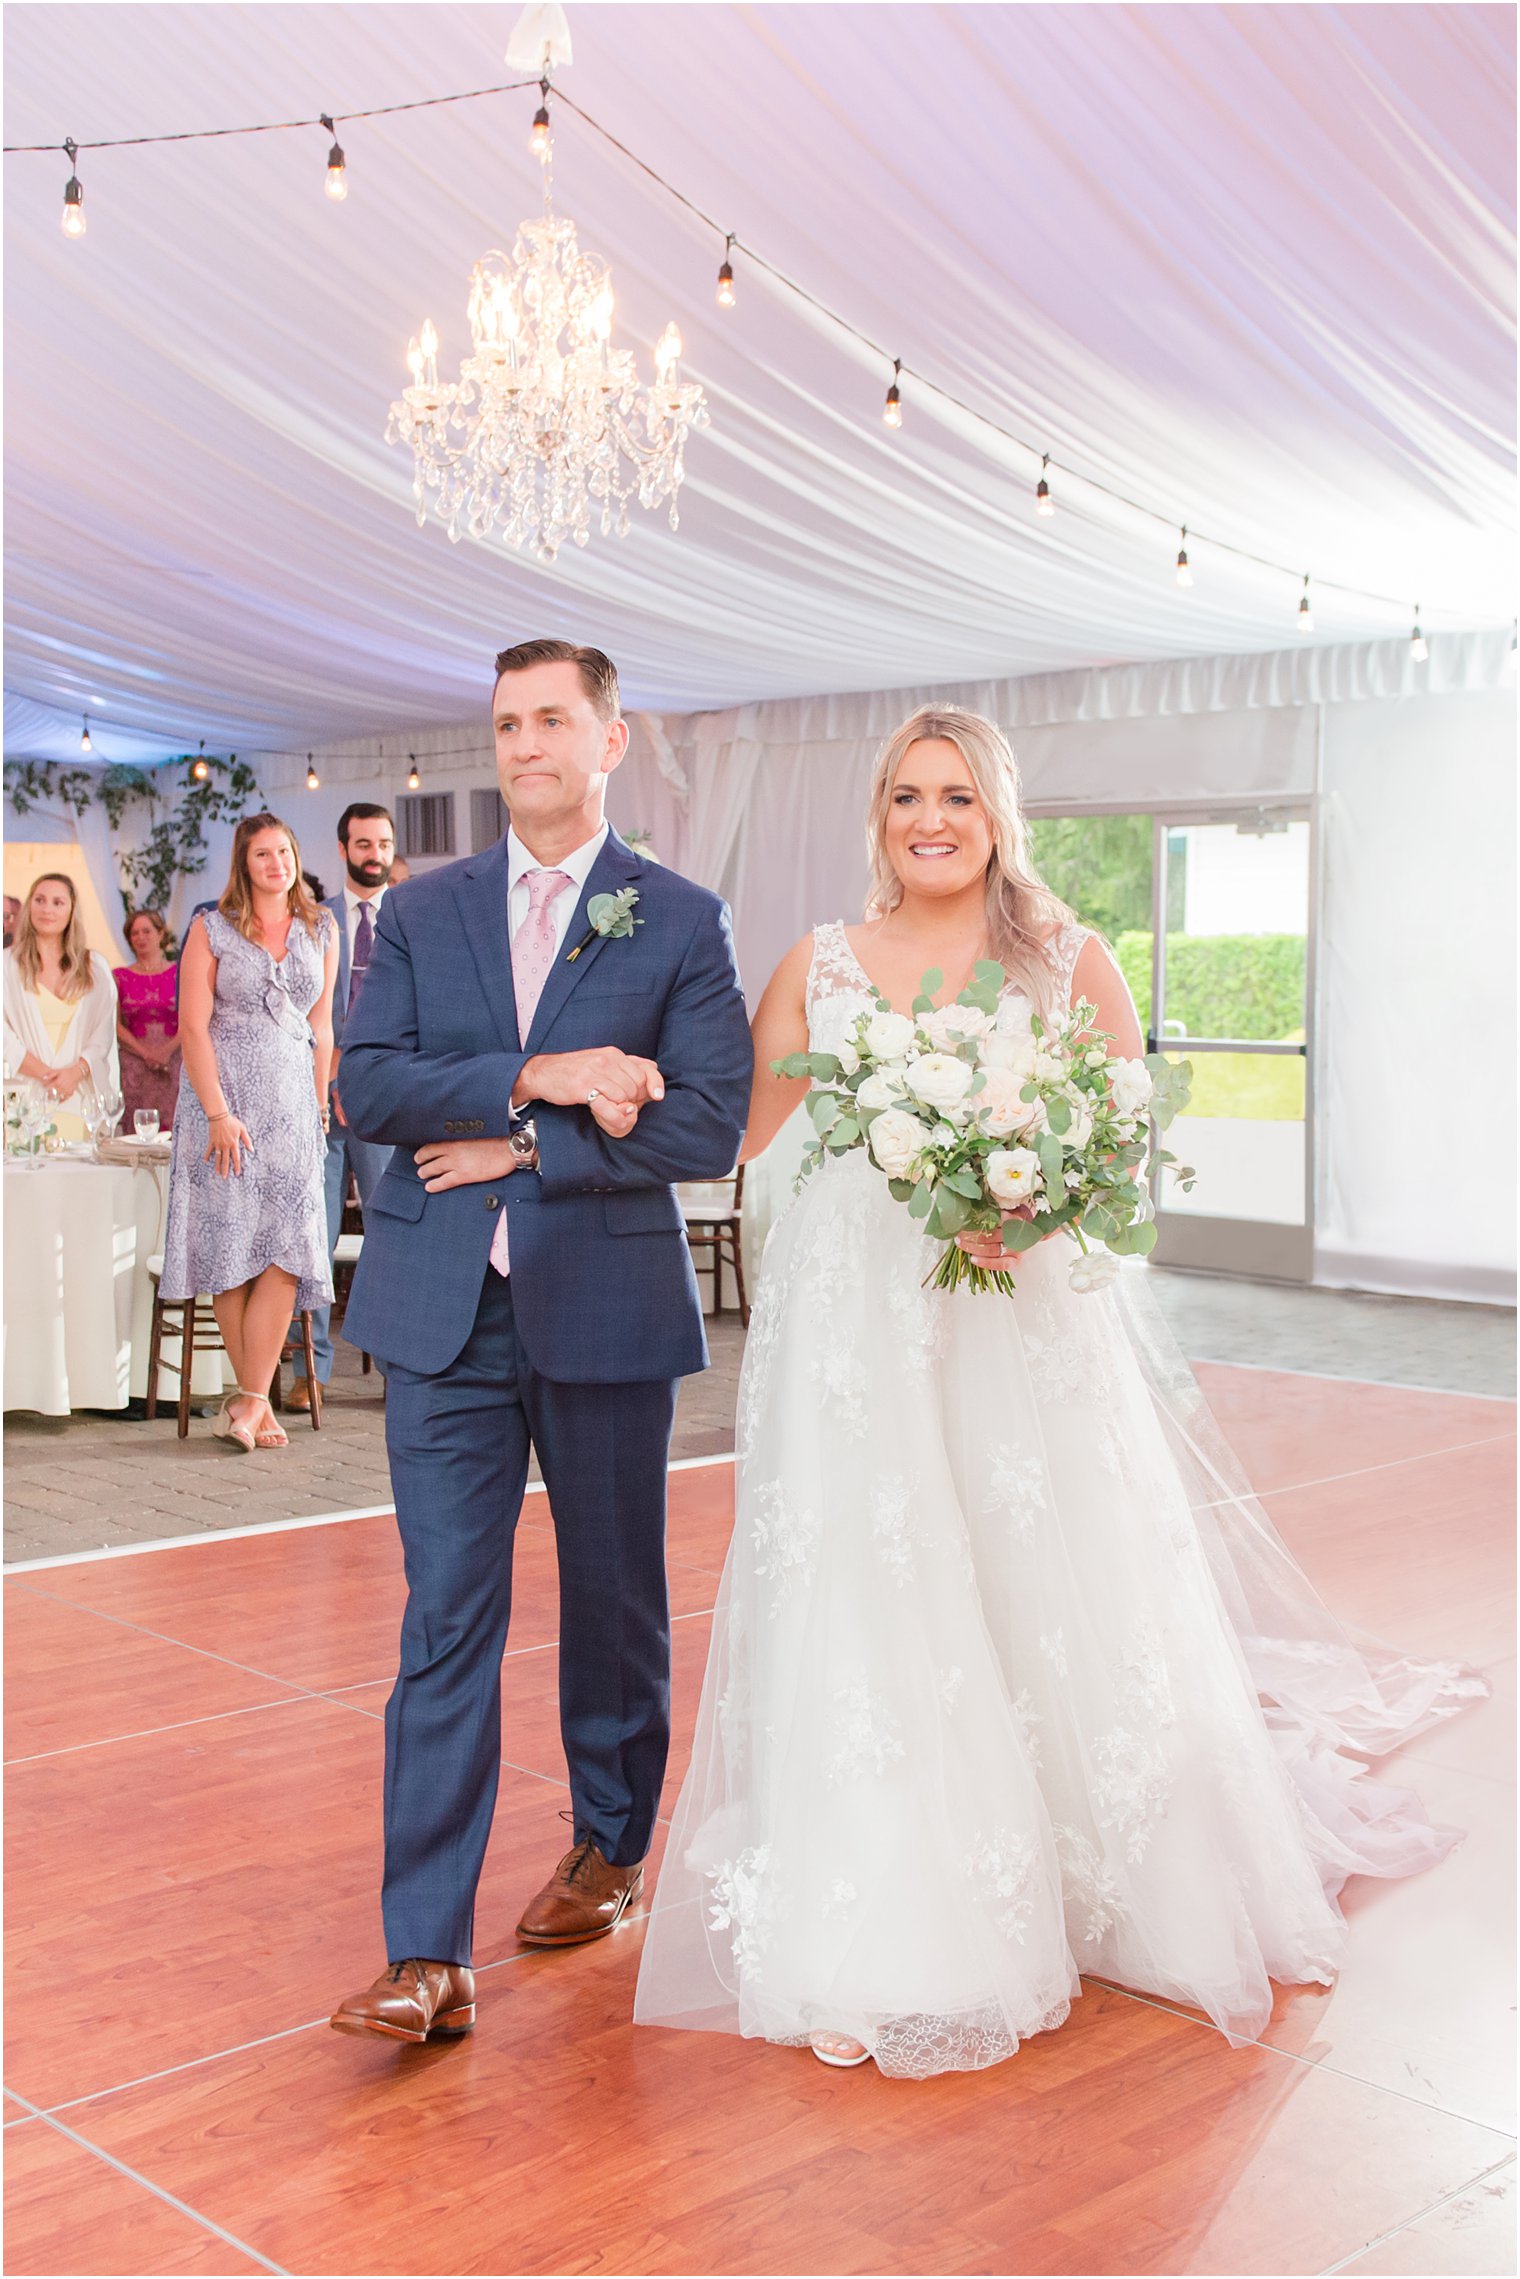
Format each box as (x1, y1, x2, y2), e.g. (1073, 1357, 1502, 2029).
(774, 962, 1194, 1295)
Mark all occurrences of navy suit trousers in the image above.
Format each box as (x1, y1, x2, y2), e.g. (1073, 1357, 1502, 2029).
(380, 1262, 678, 1966)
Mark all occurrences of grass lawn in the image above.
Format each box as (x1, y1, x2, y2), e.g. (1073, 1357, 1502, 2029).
(1166, 1045, 1304, 1120)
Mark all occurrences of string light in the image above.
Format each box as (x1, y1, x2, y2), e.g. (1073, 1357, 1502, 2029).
(191, 741, 210, 781)
(716, 234, 736, 309)
(1297, 576, 1314, 633)
(306, 754, 320, 790)
(1409, 609, 1428, 663)
(1036, 455, 1054, 517)
(320, 114, 346, 201)
(406, 755, 421, 790)
(61, 139, 84, 237)
(1175, 528, 1193, 588)
(883, 359, 903, 429)
(530, 80, 552, 162)
(79, 714, 92, 753)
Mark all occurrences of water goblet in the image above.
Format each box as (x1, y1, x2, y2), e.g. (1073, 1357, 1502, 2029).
(133, 1109, 161, 1141)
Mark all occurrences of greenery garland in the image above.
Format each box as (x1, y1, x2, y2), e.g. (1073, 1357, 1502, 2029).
(4, 754, 263, 919)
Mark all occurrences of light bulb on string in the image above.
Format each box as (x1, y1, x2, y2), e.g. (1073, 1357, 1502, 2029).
(1175, 529, 1193, 588)
(320, 115, 347, 202)
(1297, 576, 1314, 634)
(306, 755, 320, 791)
(79, 715, 92, 753)
(61, 140, 85, 238)
(717, 235, 736, 309)
(1036, 455, 1054, 517)
(191, 741, 210, 782)
(406, 756, 421, 791)
(1409, 609, 1428, 664)
(883, 360, 903, 429)
(530, 81, 552, 162)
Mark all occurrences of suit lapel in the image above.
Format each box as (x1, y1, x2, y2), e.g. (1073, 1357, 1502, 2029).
(453, 836, 521, 1053)
(524, 829, 643, 1054)
(325, 895, 350, 1019)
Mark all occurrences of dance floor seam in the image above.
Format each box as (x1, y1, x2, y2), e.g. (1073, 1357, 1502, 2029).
(7, 1363, 1513, 2277)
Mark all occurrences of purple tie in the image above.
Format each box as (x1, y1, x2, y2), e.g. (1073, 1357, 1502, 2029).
(349, 899, 374, 1014)
(490, 868, 572, 1277)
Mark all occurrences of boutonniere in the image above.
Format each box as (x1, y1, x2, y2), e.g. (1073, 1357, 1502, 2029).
(566, 887, 642, 963)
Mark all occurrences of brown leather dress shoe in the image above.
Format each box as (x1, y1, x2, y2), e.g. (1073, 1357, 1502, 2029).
(286, 1377, 313, 1412)
(516, 1836, 644, 1947)
(329, 1959, 475, 2044)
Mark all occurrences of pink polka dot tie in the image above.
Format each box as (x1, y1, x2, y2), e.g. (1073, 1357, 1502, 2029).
(490, 867, 572, 1278)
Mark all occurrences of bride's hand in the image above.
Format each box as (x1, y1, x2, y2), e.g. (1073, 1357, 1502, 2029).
(955, 1205, 1060, 1266)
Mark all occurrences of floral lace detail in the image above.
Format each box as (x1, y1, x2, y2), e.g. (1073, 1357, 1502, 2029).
(871, 1473, 925, 1583)
(983, 1446, 1049, 1543)
(1090, 1623, 1177, 1863)
(821, 1879, 858, 1921)
(826, 1679, 907, 1785)
(871, 1997, 1071, 2081)
(1040, 1627, 1069, 1678)
(964, 1829, 1042, 1943)
(937, 1665, 965, 1713)
(707, 1846, 780, 1979)
(1010, 1687, 1045, 1768)
(1054, 1824, 1126, 1946)
(749, 1481, 819, 1609)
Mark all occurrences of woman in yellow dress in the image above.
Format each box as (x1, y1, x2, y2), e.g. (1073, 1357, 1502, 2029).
(3, 874, 120, 1140)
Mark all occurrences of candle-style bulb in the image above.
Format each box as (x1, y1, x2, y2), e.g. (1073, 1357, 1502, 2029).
(79, 716, 92, 753)
(883, 359, 903, 429)
(418, 318, 439, 362)
(1175, 530, 1193, 588)
(1036, 455, 1054, 516)
(406, 337, 425, 380)
(655, 322, 682, 381)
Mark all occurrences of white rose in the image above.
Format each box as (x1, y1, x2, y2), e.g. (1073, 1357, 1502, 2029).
(976, 1066, 1043, 1138)
(985, 1147, 1042, 1208)
(835, 1038, 861, 1076)
(1108, 1057, 1154, 1117)
(856, 1069, 905, 1112)
(1069, 1249, 1122, 1295)
(904, 1053, 975, 1115)
(1033, 1048, 1065, 1083)
(980, 1032, 1037, 1079)
(917, 1002, 995, 1050)
(863, 1010, 916, 1061)
(867, 1107, 927, 1180)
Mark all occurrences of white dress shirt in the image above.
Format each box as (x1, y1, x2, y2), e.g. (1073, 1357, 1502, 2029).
(506, 822, 609, 954)
(342, 882, 386, 964)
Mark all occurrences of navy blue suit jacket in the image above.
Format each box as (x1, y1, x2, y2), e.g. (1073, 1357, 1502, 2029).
(337, 828, 752, 1382)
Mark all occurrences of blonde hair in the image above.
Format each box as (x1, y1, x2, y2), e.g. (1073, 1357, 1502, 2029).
(125, 907, 176, 960)
(219, 812, 322, 943)
(13, 873, 95, 1002)
(864, 706, 1074, 1020)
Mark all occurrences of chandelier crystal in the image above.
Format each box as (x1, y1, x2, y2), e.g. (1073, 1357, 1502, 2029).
(387, 206, 708, 562)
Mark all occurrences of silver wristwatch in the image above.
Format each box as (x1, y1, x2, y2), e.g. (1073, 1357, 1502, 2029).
(508, 1117, 539, 1171)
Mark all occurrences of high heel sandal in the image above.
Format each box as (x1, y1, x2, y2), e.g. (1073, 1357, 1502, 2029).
(211, 1388, 262, 1455)
(810, 2032, 871, 2069)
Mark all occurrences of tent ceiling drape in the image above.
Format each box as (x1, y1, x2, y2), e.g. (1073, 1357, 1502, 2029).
(3, 4, 1514, 760)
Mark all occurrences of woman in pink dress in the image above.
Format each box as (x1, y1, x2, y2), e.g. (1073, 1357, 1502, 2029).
(113, 908, 181, 1131)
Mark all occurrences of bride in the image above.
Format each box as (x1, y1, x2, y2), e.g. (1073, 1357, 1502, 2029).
(633, 704, 1482, 2079)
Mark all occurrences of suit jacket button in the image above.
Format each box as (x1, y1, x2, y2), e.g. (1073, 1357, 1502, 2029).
(484, 1193, 500, 1210)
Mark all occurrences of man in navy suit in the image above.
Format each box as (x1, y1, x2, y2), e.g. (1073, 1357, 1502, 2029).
(329, 640, 752, 2044)
(289, 802, 396, 1407)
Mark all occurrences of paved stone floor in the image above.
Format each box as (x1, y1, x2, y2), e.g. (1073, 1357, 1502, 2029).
(4, 1274, 1511, 1565)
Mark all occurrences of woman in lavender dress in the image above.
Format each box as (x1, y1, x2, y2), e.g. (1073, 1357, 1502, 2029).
(113, 908, 181, 1132)
(162, 813, 338, 1453)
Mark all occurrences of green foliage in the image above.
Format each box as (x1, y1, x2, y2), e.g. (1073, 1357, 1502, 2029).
(1029, 814, 1153, 940)
(5, 753, 265, 922)
(1114, 932, 1304, 1043)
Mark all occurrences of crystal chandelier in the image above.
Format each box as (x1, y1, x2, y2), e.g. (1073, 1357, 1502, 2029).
(387, 201, 708, 563)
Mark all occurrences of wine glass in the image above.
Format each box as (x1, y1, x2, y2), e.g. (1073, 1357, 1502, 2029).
(15, 1078, 48, 1166)
(133, 1109, 161, 1141)
(98, 1080, 124, 1140)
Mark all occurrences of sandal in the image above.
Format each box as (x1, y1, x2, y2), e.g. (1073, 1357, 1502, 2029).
(249, 1394, 288, 1449)
(210, 1391, 258, 1455)
(811, 2032, 871, 2069)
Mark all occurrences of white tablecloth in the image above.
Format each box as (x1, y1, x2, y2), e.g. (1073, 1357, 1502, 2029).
(3, 1155, 225, 1414)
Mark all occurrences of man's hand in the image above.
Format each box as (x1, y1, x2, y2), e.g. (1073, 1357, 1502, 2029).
(415, 1137, 516, 1192)
(514, 1048, 664, 1114)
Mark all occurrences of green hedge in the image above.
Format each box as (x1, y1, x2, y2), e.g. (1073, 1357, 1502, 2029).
(1112, 932, 1305, 1041)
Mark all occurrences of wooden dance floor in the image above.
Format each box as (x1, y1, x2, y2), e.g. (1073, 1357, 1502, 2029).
(4, 1365, 1514, 2277)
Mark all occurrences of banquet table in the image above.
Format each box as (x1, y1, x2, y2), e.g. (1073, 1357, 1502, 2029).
(2, 1151, 225, 1414)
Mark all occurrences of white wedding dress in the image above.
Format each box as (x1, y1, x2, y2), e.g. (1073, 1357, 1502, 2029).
(635, 921, 1483, 2078)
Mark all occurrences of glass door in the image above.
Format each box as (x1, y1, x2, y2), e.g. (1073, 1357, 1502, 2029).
(1148, 809, 1314, 1280)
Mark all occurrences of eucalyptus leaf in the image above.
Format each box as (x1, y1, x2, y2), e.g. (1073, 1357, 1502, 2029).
(1045, 1096, 1071, 1137)
(887, 1178, 915, 1203)
(771, 1052, 814, 1079)
(908, 1179, 934, 1221)
(1000, 1217, 1047, 1253)
(806, 1091, 840, 1134)
(807, 1051, 843, 1080)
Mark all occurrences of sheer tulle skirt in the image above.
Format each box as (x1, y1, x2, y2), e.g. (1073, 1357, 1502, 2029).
(635, 1151, 1483, 2079)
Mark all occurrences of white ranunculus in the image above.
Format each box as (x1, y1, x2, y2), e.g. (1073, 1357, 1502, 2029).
(856, 1069, 905, 1112)
(1108, 1057, 1154, 1116)
(980, 1031, 1037, 1079)
(835, 1038, 861, 1076)
(1069, 1249, 1122, 1295)
(867, 1107, 927, 1180)
(985, 1147, 1042, 1208)
(904, 1052, 975, 1115)
(862, 1009, 916, 1061)
(918, 1002, 995, 1050)
(1033, 1048, 1066, 1083)
(976, 1066, 1043, 1138)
